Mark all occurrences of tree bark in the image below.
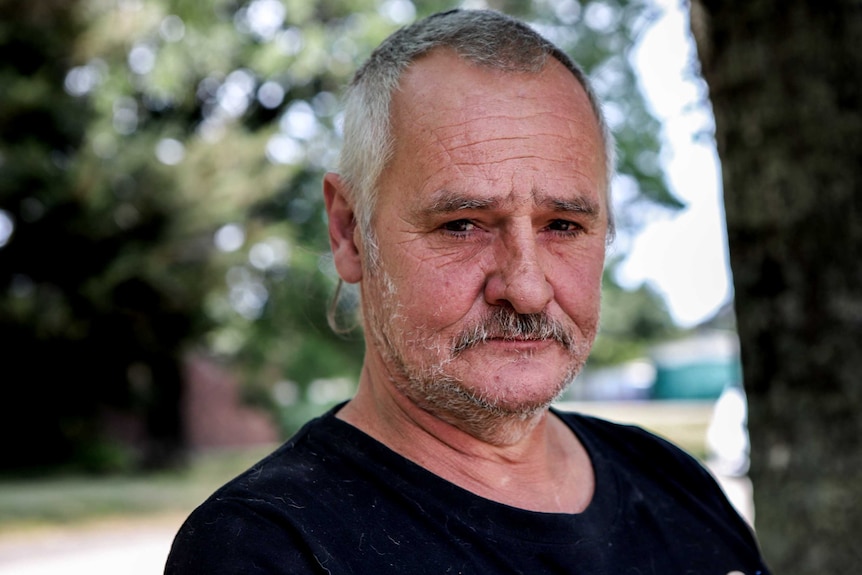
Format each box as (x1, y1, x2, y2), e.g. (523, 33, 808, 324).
(691, 0, 862, 571)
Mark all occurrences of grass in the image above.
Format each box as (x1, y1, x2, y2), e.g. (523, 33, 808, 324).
(0, 445, 276, 534)
(557, 399, 714, 459)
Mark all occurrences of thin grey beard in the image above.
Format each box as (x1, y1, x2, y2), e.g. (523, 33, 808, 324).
(389, 344, 587, 446)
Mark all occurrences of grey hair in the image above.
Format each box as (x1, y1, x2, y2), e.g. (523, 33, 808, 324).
(338, 8, 617, 245)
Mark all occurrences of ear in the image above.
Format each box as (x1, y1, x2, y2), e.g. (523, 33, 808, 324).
(323, 172, 363, 284)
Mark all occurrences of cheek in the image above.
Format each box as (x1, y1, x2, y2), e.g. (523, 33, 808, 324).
(391, 261, 486, 329)
(553, 256, 605, 318)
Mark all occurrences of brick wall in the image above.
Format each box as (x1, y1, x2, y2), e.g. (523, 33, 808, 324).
(182, 354, 279, 450)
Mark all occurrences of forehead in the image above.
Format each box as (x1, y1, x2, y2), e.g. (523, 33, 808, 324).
(381, 50, 607, 202)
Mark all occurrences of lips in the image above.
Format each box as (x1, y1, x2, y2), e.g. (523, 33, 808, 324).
(474, 336, 557, 351)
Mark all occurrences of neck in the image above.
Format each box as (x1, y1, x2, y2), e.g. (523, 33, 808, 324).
(337, 364, 595, 514)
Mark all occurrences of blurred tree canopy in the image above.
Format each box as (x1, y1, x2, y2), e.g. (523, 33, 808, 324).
(0, 0, 682, 473)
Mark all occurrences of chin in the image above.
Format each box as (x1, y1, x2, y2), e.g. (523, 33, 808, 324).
(418, 382, 558, 445)
(416, 367, 569, 416)
(392, 359, 575, 445)
(474, 380, 568, 415)
(456, 356, 579, 407)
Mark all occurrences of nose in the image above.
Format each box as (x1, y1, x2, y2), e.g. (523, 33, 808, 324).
(483, 228, 553, 314)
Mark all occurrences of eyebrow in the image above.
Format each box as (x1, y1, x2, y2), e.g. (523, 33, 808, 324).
(419, 188, 602, 220)
(538, 195, 602, 220)
(424, 191, 499, 214)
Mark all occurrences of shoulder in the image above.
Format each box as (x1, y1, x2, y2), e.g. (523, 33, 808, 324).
(166, 410, 352, 574)
(555, 408, 770, 571)
(555, 408, 744, 522)
(557, 408, 759, 534)
(165, 492, 318, 574)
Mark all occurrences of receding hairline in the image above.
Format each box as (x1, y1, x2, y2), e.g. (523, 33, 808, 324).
(395, 45, 604, 127)
(350, 11, 601, 118)
(386, 48, 611, 190)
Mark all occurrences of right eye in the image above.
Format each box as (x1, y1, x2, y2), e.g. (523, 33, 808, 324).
(441, 219, 476, 234)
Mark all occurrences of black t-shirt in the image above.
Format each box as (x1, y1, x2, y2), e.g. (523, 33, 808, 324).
(165, 405, 770, 574)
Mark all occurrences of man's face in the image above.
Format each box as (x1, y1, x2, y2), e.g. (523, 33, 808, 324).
(359, 50, 608, 422)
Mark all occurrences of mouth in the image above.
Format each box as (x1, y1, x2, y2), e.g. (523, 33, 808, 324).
(479, 336, 556, 351)
(451, 310, 575, 355)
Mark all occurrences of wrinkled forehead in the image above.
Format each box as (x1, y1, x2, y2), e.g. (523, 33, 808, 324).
(384, 51, 608, 192)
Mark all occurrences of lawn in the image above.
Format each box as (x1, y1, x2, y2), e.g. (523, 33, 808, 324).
(0, 445, 276, 534)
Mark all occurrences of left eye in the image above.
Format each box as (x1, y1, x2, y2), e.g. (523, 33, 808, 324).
(548, 220, 582, 232)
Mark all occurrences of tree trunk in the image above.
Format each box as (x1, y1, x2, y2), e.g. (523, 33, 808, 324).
(691, 0, 862, 571)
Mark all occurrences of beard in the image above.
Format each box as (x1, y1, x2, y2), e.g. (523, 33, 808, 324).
(362, 266, 595, 444)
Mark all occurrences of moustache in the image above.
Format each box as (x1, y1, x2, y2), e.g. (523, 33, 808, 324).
(452, 308, 576, 355)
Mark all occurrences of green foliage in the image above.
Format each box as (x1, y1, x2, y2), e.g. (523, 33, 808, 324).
(0, 0, 683, 473)
(589, 260, 683, 367)
(0, 0, 209, 471)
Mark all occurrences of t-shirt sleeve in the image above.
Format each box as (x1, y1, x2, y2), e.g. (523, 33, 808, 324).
(164, 497, 330, 575)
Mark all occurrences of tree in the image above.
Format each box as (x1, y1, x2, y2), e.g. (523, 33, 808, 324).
(0, 0, 214, 471)
(692, 0, 862, 570)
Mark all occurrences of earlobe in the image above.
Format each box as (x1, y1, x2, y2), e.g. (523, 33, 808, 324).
(323, 172, 363, 284)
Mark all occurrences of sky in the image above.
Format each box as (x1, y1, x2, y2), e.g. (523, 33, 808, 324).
(615, 0, 733, 328)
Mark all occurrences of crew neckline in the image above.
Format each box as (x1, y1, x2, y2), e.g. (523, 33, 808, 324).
(313, 404, 622, 545)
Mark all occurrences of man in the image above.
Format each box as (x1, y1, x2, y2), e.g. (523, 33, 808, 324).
(166, 9, 770, 574)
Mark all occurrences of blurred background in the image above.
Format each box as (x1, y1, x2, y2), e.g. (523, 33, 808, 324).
(0, 0, 748, 570)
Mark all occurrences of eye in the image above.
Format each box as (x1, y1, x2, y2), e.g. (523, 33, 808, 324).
(547, 219, 584, 234)
(441, 219, 477, 234)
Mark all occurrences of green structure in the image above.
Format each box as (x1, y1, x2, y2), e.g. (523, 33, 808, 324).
(650, 331, 742, 401)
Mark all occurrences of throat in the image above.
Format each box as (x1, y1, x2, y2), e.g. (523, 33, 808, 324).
(448, 418, 596, 514)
